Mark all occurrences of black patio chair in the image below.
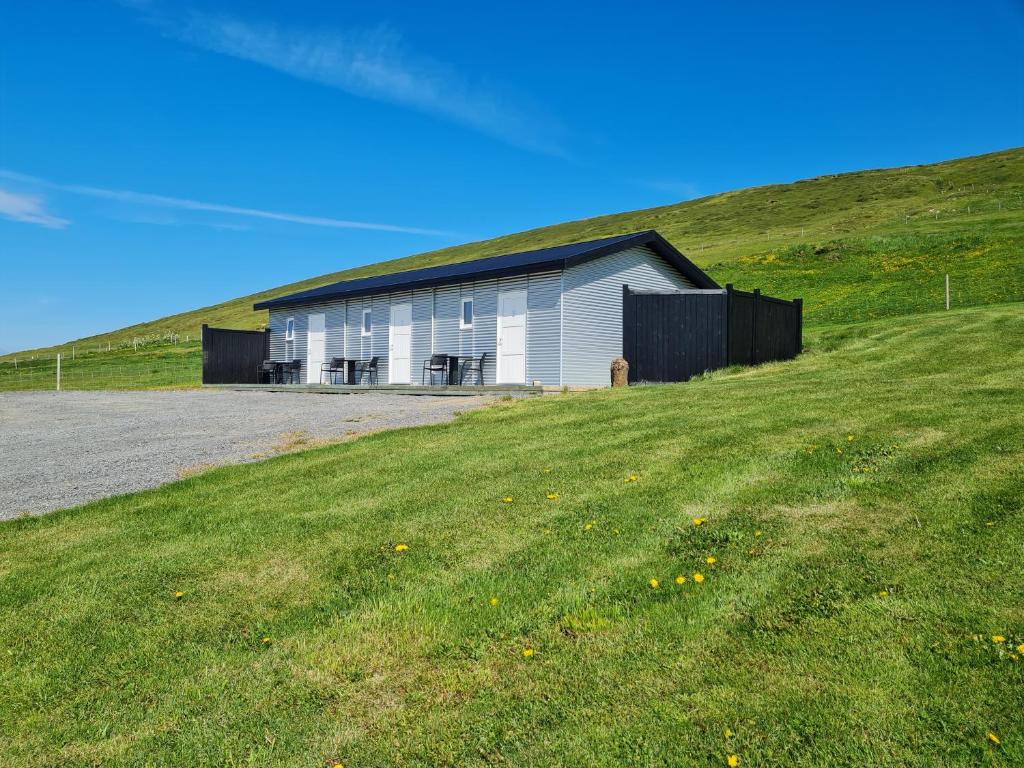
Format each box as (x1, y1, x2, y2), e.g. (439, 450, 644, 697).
(285, 359, 302, 384)
(422, 353, 448, 385)
(258, 360, 278, 384)
(355, 356, 379, 385)
(459, 351, 487, 386)
(321, 357, 346, 384)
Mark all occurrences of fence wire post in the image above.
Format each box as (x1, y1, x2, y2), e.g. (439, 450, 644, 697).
(56, 353, 61, 391)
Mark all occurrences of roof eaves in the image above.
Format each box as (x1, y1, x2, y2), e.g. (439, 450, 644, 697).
(253, 256, 566, 310)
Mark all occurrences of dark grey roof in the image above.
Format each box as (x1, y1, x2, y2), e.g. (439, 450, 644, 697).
(254, 230, 718, 310)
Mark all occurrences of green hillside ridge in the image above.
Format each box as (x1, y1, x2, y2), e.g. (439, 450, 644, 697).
(2, 303, 1022, 765)
(4, 146, 1022, 361)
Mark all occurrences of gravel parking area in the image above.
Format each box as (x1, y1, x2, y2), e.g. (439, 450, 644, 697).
(0, 390, 489, 520)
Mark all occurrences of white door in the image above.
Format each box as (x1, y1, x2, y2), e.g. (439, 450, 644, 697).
(389, 302, 412, 384)
(306, 313, 326, 384)
(497, 290, 527, 384)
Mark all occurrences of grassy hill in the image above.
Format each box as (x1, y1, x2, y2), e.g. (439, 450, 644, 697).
(2, 302, 1021, 765)
(4, 147, 1022, 362)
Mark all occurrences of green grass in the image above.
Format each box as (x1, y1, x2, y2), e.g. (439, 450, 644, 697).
(5, 147, 1022, 363)
(2, 302, 1022, 766)
(0, 341, 200, 391)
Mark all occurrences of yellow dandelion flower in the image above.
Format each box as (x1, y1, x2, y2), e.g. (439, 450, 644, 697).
(727, 755, 740, 767)
(693, 572, 704, 583)
(649, 578, 659, 589)
(836, 447, 843, 454)
(692, 517, 706, 526)
(706, 556, 717, 565)
(1017, 643, 1024, 655)
(723, 728, 733, 738)
(174, 591, 184, 600)
(675, 575, 686, 585)
(543, 467, 553, 473)
(489, 596, 499, 606)
(522, 647, 534, 658)
(878, 590, 889, 597)
(754, 530, 762, 537)
(625, 474, 639, 483)
(546, 492, 560, 500)
(261, 636, 272, 645)
(394, 543, 409, 552)
(502, 496, 514, 504)
(985, 521, 995, 527)
(992, 635, 1005, 643)
(583, 522, 593, 531)
(847, 434, 854, 442)
(987, 731, 1000, 745)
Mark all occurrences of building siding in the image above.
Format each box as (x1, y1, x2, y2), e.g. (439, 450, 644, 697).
(411, 288, 433, 384)
(561, 245, 696, 387)
(471, 280, 498, 385)
(267, 270, 562, 386)
(525, 271, 561, 386)
(265, 246, 696, 388)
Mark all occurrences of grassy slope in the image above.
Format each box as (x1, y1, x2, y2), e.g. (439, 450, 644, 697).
(2, 302, 1021, 766)
(5, 147, 1022, 361)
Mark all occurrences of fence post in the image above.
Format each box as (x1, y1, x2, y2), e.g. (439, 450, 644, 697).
(621, 286, 631, 382)
(56, 353, 61, 391)
(750, 289, 760, 364)
(794, 298, 803, 354)
(201, 324, 209, 385)
(724, 284, 733, 365)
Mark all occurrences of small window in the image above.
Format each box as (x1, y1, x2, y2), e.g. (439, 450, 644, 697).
(460, 298, 474, 329)
(362, 308, 372, 336)
(285, 317, 295, 358)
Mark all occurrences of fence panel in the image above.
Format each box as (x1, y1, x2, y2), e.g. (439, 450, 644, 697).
(623, 287, 728, 383)
(727, 286, 802, 366)
(201, 325, 270, 384)
(622, 285, 802, 384)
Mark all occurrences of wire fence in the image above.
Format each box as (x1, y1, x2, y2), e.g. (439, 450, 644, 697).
(0, 345, 201, 392)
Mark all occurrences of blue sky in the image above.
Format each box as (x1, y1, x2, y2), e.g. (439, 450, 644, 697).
(1, 1, 1021, 352)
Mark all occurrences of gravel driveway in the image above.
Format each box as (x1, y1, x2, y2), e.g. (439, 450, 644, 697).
(0, 390, 489, 520)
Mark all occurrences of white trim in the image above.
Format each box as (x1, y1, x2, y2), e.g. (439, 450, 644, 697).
(460, 296, 474, 330)
(361, 308, 372, 336)
(558, 270, 564, 387)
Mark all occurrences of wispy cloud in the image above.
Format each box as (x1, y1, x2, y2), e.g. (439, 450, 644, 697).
(0, 188, 70, 229)
(0, 169, 451, 235)
(134, 6, 566, 156)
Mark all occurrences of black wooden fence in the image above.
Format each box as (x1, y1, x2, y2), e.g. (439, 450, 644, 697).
(622, 285, 802, 384)
(201, 324, 270, 384)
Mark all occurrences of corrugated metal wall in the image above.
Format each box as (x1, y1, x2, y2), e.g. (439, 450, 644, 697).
(525, 271, 561, 385)
(267, 269, 562, 386)
(561, 246, 696, 387)
(265, 248, 696, 388)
